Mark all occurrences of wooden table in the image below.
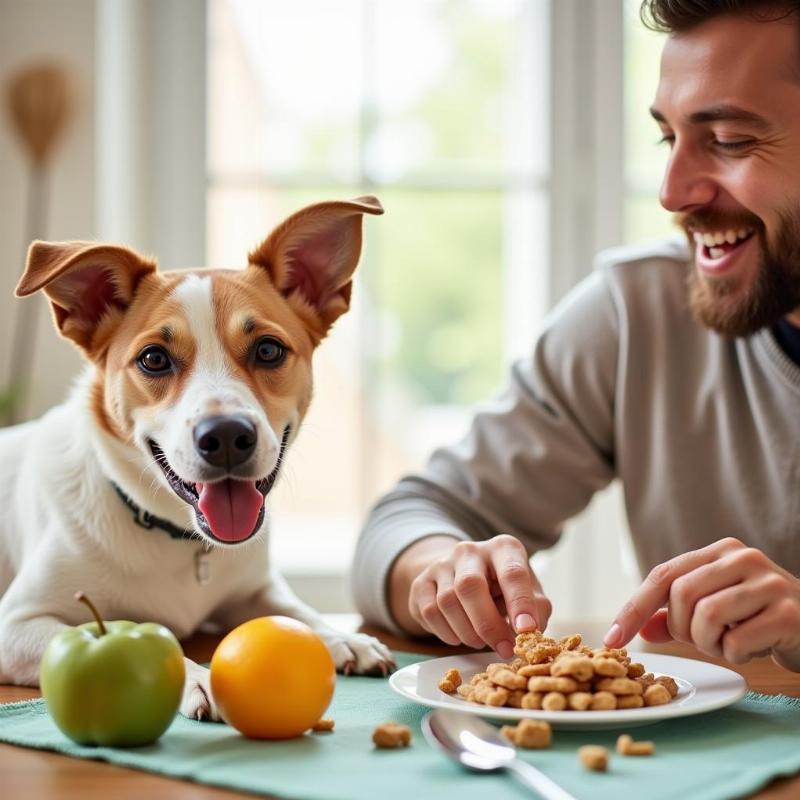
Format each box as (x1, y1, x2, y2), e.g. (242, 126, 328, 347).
(2, 618, 799, 799)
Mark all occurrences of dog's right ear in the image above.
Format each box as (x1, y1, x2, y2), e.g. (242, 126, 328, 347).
(16, 241, 156, 356)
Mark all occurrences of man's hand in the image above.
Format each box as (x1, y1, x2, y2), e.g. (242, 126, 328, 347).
(604, 538, 800, 671)
(395, 534, 551, 659)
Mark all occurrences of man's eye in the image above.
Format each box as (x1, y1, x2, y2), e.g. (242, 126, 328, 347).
(137, 346, 173, 375)
(254, 337, 287, 368)
(657, 134, 675, 148)
(714, 139, 752, 152)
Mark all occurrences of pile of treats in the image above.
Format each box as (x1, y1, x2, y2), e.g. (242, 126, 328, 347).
(439, 631, 678, 711)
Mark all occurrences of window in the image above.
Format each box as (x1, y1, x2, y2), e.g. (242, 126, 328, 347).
(624, 0, 671, 243)
(207, 0, 551, 588)
(205, 0, 679, 619)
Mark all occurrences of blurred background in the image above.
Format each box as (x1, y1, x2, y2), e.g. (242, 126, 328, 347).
(0, 0, 673, 625)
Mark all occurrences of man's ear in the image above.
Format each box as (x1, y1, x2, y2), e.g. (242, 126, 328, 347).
(248, 195, 383, 332)
(16, 240, 157, 356)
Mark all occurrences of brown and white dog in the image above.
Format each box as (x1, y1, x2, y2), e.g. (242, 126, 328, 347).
(0, 196, 394, 720)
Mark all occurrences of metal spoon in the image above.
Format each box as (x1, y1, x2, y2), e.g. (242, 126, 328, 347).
(422, 709, 577, 800)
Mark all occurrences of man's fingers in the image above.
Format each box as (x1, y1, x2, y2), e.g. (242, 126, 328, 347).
(434, 573, 486, 649)
(453, 549, 515, 657)
(488, 537, 547, 634)
(638, 608, 673, 643)
(718, 607, 784, 664)
(666, 554, 755, 644)
(605, 538, 744, 647)
(690, 582, 771, 657)
(410, 577, 461, 646)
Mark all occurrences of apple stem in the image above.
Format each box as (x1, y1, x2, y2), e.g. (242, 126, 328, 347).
(75, 591, 107, 636)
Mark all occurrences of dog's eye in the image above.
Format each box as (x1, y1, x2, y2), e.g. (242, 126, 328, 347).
(254, 337, 287, 367)
(137, 345, 173, 375)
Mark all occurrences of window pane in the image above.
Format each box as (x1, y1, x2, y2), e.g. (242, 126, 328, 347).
(367, 189, 504, 407)
(210, 0, 549, 183)
(623, 0, 673, 242)
(208, 0, 362, 179)
(207, 184, 353, 266)
(369, 0, 549, 181)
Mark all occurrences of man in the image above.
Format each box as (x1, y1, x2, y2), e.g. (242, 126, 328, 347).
(352, 0, 800, 672)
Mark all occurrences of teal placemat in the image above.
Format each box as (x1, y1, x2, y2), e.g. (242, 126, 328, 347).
(1, 652, 799, 800)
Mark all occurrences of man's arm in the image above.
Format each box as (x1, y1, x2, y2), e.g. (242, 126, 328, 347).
(353, 269, 622, 647)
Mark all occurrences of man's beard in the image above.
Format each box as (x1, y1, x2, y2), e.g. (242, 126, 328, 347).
(682, 207, 800, 337)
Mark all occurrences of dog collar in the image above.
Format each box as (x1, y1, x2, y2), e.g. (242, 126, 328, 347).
(111, 482, 196, 541)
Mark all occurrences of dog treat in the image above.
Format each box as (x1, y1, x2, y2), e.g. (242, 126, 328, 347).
(372, 722, 411, 748)
(501, 718, 552, 749)
(593, 657, 627, 678)
(594, 677, 644, 696)
(541, 691, 568, 711)
(487, 664, 527, 690)
(473, 681, 509, 706)
(438, 668, 462, 693)
(579, 745, 609, 771)
(638, 672, 657, 688)
(552, 655, 594, 682)
(643, 683, 671, 706)
(559, 633, 583, 651)
(528, 676, 580, 693)
(442, 630, 679, 712)
(590, 691, 617, 710)
(617, 733, 655, 756)
(311, 718, 335, 732)
(500, 724, 517, 743)
(626, 661, 646, 678)
(655, 675, 679, 697)
(518, 663, 553, 677)
(521, 691, 544, 709)
(506, 689, 526, 708)
(616, 694, 645, 709)
(456, 683, 474, 700)
(567, 691, 593, 711)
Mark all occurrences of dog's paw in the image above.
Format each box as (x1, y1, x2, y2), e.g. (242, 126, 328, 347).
(180, 658, 222, 722)
(324, 632, 396, 676)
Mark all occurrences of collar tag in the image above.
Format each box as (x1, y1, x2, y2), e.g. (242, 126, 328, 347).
(194, 547, 211, 585)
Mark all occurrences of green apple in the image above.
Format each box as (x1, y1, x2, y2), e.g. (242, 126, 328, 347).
(40, 592, 185, 747)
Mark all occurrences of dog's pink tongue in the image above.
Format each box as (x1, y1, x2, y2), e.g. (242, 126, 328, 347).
(197, 479, 263, 542)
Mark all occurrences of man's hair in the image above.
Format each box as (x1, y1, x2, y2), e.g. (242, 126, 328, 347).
(640, 1, 800, 33)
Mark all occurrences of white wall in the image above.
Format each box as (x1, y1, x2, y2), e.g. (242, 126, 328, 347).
(0, 0, 94, 420)
(0, 0, 207, 423)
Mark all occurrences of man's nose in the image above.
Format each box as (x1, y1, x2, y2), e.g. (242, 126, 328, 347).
(193, 414, 257, 469)
(659, 142, 717, 213)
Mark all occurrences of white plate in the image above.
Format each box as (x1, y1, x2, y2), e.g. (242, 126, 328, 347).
(390, 651, 748, 730)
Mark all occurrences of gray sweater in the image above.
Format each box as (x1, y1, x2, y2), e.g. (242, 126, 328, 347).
(352, 238, 800, 633)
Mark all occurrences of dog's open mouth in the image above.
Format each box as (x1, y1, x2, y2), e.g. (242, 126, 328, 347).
(148, 426, 290, 545)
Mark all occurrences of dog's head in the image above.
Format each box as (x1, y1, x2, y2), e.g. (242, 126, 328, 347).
(17, 196, 383, 546)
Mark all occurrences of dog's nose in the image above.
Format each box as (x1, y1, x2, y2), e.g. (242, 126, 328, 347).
(193, 415, 257, 469)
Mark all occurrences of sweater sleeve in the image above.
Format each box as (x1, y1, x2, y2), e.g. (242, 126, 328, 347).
(352, 267, 621, 633)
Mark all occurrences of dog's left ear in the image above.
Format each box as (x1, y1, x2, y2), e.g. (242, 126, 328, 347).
(16, 241, 156, 357)
(248, 196, 383, 332)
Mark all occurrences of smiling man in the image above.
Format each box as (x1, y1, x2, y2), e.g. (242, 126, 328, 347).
(352, 0, 800, 672)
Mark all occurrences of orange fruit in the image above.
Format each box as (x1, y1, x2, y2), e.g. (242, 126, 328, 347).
(210, 616, 335, 739)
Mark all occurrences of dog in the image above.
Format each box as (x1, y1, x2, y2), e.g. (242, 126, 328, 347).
(0, 196, 394, 720)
